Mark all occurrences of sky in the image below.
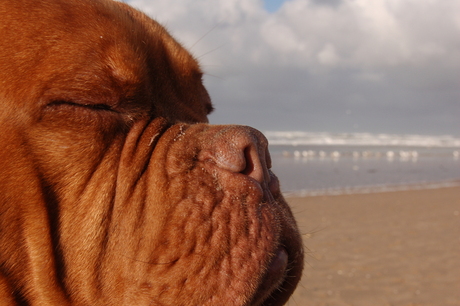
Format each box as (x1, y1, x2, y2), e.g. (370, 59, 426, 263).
(125, 0, 460, 136)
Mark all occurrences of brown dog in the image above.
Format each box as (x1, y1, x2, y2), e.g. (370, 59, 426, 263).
(0, 0, 303, 305)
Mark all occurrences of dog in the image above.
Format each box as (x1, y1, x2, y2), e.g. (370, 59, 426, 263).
(0, 0, 303, 305)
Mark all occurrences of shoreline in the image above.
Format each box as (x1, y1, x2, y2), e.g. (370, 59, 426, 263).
(286, 186, 460, 305)
(282, 179, 460, 198)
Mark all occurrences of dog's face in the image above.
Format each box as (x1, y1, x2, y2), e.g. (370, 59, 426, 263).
(0, 1, 303, 305)
(1, 0, 212, 124)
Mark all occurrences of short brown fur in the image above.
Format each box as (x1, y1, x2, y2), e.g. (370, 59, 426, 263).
(0, 0, 303, 305)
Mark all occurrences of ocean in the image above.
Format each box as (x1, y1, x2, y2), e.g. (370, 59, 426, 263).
(265, 132, 460, 196)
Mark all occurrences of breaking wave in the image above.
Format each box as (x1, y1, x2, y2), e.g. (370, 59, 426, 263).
(264, 131, 460, 148)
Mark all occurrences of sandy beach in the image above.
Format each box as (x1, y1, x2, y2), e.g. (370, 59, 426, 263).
(286, 186, 460, 306)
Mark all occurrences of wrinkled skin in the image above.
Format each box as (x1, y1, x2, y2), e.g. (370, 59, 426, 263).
(0, 0, 304, 305)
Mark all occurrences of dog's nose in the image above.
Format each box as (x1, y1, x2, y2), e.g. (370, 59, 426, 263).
(198, 126, 274, 187)
(218, 128, 270, 184)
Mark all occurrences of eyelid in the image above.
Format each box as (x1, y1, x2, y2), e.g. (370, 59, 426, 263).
(48, 100, 115, 112)
(84, 103, 114, 111)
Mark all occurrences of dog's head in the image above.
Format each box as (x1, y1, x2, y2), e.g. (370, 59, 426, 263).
(0, 0, 303, 305)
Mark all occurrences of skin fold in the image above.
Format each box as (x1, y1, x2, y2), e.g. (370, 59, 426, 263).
(0, 0, 304, 305)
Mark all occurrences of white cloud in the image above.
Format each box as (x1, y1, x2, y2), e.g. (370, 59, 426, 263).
(261, 22, 304, 54)
(127, 0, 460, 69)
(125, 0, 460, 135)
(317, 43, 340, 66)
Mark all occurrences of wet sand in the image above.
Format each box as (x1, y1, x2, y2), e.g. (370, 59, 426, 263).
(286, 186, 460, 306)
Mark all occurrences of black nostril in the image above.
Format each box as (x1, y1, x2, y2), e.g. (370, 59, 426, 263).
(238, 144, 266, 184)
(240, 147, 254, 176)
(198, 126, 273, 185)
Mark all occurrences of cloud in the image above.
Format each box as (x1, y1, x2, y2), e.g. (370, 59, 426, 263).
(125, 0, 460, 135)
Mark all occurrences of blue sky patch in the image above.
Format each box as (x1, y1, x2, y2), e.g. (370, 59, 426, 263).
(263, 0, 286, 12)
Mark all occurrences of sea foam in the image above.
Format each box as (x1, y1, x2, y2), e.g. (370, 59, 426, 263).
(264, 131, 460, 148)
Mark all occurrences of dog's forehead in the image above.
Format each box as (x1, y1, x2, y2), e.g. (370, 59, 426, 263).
(108, 1, 202, 77)
(0, 0, 211, 122)
(106, 22, 201, 87)
(37, 1, 201, 99)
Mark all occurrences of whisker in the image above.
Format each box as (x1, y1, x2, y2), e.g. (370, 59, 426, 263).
(204, 73, 224, 80)
(190, 23, 220, 50)
(197, 43, 227, 60)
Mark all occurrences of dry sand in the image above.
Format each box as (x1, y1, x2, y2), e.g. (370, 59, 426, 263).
(286, 186, 460, 306)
